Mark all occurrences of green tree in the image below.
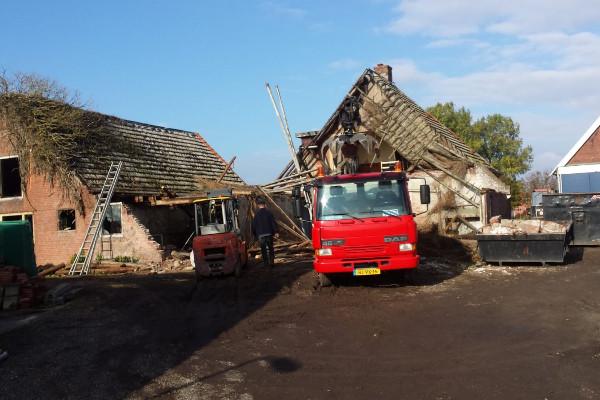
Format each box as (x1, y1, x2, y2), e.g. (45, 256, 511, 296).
(427, 102, 533, 204)
(472, 114, 532, 180)
(426, 102, 480, 151)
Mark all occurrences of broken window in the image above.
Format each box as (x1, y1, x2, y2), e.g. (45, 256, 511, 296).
(103, 203, 122, 235)
(58, 209, 76, 231)
(0, 157, 22, 198)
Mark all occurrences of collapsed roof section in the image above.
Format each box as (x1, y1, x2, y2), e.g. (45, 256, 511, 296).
(279, 68, 492, 179)
(73, 116, 244, 196)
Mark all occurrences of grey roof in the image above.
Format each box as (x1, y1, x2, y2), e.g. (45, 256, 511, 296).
(280, 68, 490, 178)
(73, 116, 244, 195)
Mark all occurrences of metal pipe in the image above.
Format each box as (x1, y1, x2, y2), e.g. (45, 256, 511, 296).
(266, 83, 301, 173)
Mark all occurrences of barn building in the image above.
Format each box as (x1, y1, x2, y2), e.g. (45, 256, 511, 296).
(277, 64, 510, 233)
(0, 113, 244, 265)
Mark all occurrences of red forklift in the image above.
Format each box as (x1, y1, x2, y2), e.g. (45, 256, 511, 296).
(190, 189, 248, 277)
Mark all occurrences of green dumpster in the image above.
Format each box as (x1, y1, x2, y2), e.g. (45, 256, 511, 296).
(0, 220, 37, 277)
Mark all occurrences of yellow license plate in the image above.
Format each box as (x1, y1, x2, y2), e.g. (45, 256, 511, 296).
(353, 268, 381, 276)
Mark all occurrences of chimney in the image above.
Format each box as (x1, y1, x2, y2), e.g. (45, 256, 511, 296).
(374, 63, 393, 82)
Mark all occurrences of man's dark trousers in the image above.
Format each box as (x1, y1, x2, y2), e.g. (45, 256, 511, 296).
(259, 234, 274, 266)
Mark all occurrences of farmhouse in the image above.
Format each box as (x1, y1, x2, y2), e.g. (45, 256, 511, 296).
(278, 64, 510, 232)
(0, 112, 244, 265)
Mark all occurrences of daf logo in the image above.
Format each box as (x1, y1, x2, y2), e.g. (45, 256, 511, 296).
(321, 239, 345, 247)
(384, 235, 408, 243)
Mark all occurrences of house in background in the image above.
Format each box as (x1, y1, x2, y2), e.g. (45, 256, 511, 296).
(278, 64, 510, 233)
(552, 115, 600, 193)
(0, 114, 244, 265)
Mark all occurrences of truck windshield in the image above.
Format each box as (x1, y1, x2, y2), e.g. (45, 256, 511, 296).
(317, 180, 408, 221)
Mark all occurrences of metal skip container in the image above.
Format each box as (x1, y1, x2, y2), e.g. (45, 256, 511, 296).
(542, 193, 600, 246)
(476, 219, 572, 266)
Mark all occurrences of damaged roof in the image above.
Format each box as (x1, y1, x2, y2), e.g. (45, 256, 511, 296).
(73, 116, 244, 196)
(280, 68, 490, 178)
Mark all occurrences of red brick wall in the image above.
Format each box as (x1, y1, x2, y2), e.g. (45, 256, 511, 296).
(569, 126, 600, 165)
(0, 136, 163, 265)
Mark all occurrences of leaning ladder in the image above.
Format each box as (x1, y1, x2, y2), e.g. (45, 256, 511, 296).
(69, 161, 123, 276)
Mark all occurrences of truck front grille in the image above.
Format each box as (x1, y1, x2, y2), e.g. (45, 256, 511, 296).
(345, 245, 386, 255)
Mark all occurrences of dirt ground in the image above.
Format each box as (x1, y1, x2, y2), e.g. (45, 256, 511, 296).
(1, 246, 600, 400)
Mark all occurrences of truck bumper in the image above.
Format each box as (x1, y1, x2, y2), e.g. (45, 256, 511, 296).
(314, 254, 420, 274)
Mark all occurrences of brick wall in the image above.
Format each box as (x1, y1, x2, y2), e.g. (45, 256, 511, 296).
(0, 136, 163, 265)
(568, 126, 600, 165)
(98, 204, 163, 263)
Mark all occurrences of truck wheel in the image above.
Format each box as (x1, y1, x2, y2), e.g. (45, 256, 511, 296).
(317, 272, 332, 287)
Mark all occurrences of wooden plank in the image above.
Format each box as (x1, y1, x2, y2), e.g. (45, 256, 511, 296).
(152, 188, 256, 206)
(256, 186, 309, 239)
(217, 156, 237, 183)
(456, 215, 480, 233)
(276, 220, 308, 242)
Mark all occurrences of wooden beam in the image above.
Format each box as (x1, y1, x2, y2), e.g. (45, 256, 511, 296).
(418, 167, 480, 208)
(151, 188, 255, 206)
(276, 220, 309, 242)
(154, 197, 196, 206)
(217, 156, 237, 183)
(256, 186, 309, 239)
(456, 215, 480, 233)
(421, 154, 481, 195)
(261, 168, 317, 188)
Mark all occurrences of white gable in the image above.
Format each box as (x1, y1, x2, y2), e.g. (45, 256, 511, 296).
(552, 114, 600, 174)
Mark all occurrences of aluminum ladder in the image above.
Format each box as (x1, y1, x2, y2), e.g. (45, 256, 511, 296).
(69, 161, 123, 276)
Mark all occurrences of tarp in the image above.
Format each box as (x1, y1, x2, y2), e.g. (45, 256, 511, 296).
(0, 220, 37, 277)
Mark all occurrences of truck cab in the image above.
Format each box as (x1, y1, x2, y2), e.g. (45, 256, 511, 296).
(312, 169, 429, 285)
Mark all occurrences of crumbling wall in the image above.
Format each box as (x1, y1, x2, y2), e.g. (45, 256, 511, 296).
(126, 204, 194, 251)
(99, 204, 165, 263)
(466, 165, 510, 195)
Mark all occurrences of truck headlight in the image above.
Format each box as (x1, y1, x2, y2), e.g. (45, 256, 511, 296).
(316, 248, 333, 256)
(399, 243, 414, 251)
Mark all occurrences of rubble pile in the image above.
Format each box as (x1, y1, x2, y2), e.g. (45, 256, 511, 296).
(0, 265, 45, 310)
(481, 219, 569, 235)
(161, 251, 194, 272)
(249, 240, 313, 265)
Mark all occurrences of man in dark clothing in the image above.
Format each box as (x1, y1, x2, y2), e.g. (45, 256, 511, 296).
(252, 197, 277, 266)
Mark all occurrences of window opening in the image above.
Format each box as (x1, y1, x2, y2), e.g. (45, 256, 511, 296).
(0, 157, 22, 198)
(58, 209, 76, 230)
(1, 215, 22, 221)
(103, 203, 122, 235)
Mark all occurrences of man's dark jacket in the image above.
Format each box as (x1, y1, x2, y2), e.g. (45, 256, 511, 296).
(252, 208, 277, 237)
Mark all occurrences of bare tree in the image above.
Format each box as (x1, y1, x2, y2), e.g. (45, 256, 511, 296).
(519, 170, 557, 205)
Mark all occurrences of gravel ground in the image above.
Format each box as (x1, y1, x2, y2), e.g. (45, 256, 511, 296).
(1, 246, 599, 399)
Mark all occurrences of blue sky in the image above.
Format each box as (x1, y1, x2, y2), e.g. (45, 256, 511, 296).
(2, 1, 600, 183)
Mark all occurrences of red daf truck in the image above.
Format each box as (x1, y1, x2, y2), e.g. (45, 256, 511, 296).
(310, 164, 430, 286)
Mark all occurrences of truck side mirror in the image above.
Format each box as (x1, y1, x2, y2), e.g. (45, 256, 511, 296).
(420, 185, 431, 205)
